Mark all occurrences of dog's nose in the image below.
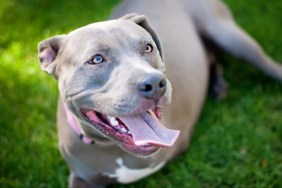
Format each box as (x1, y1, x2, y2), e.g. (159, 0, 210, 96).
(137, 73, 167, 102)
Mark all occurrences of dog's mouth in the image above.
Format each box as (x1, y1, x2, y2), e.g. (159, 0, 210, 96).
(81, 107, 180, 157)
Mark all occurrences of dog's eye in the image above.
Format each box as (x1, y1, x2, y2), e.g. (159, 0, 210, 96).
(89, 55, 105, 65)
(145, 43, 153, 53)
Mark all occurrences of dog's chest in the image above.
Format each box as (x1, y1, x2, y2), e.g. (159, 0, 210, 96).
(103, 158, 165, 183)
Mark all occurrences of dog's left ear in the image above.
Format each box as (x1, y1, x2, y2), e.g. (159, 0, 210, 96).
(120, 13, 164, 61)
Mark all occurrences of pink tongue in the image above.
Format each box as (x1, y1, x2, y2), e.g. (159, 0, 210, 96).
(120, 112, 180, 147)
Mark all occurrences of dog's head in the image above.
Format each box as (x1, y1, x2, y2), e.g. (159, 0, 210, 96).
(38, 14, 179, 158)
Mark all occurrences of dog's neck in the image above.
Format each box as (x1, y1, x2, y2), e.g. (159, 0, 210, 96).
(63, 103, 114, 146)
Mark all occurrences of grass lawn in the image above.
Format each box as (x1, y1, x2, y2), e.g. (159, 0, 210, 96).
(0, 0, 281, 187)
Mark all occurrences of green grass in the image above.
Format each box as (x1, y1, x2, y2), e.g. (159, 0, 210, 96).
(0, 0, 281, 187)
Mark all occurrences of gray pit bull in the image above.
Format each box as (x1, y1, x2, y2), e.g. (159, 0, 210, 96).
(38, 0, 282, 187)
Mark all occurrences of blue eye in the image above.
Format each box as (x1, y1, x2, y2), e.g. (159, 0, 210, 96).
(89, 55, 104, 64)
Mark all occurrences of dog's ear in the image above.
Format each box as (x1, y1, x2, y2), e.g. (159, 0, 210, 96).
(38, 35, 66, 78)
(120, 13, 164, 61)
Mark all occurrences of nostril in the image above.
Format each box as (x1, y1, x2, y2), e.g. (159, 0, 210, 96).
(159, 79, 166, 88)
(142, 84, 153, 92)
(139, 84, 153, 92)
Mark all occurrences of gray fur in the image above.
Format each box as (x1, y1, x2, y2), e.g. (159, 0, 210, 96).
(38, 0, 282, 187)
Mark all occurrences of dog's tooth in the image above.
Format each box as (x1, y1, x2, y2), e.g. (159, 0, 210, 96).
(147, 109, 154, 115)
(120, 127, 127, 133)
(109, 116, 119, 126)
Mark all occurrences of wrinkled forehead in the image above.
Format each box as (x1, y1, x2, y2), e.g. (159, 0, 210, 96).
(65, 20, 153, 54)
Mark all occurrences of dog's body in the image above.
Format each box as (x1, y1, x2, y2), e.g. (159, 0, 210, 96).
(38, 0, 282, 187)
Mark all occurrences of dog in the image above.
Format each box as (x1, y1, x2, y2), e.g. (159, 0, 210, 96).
(38, 0, 282, 187)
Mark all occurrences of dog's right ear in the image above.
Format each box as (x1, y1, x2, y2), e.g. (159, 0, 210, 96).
(38, 35, 66, 78)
